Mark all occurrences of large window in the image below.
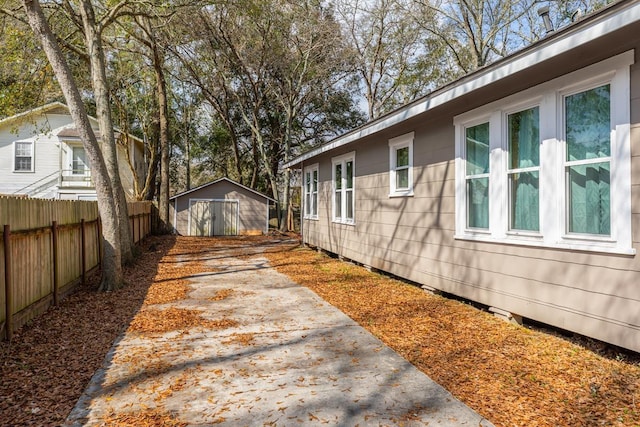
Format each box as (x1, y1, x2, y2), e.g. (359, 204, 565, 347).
(332, 152, 355, 224)
(303, 164, 318, 219)
(454, 52, 633, 254)
(14, 141, 34, 172)
(389, 132, 414, 196)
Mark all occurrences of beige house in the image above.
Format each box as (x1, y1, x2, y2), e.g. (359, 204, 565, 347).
(170, 178, 274, 236)
(0, 102, 146, 200)
(285, 0, 640, 352)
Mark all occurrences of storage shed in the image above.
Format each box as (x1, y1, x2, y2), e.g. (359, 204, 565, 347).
(170, 178, 274, 236)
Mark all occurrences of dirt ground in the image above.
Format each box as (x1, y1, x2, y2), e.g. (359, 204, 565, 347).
(1, 235, 639, 427)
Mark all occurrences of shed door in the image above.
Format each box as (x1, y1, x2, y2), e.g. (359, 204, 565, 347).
(190, 200, 238, 236)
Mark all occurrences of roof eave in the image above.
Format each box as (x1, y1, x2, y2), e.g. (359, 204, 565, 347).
(170, 177, 276, 202)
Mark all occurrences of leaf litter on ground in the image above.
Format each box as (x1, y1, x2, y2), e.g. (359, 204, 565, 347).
(1, 235, 639, 427)
(263, 243, 640, 427)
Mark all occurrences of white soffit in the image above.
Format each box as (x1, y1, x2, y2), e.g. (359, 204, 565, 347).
(284, 0, 640, 168)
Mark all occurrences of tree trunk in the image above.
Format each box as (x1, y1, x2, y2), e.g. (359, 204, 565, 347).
(154, 46, 171, 234)
(142, 120, 160, 201)
(139, 16, 170, 233)
(77, 0, 134, 263)
(22, 0, 123, 291)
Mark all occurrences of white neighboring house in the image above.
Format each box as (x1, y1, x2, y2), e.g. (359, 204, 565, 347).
(0, 102, 146, 200)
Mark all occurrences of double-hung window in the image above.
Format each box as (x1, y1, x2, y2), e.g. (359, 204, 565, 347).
(14, 141, 34, 172)
(303, 164, 319, 219)
(454, 51, 633, 254)
(332, 152, 355, 224)
(508, 106, 540, 232)
(465, 123, 490, 229)
(389, 132, 414, 196)
(564, 85, 611, 236)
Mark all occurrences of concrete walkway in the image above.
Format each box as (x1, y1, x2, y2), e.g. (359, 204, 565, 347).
(66, 238, 492, 426)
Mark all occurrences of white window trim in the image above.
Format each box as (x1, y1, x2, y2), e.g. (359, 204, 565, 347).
(13, 140, 35, 173)
(332, 151, 355, 225)
(388, 132, 414, 197)
(303, 163, 319, 220)
(454, 51, 635, 255)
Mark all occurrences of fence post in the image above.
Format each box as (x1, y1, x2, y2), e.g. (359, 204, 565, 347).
(52, 221, 59, 306)
(4, 225, 12, 340)
(132, 213, 137, 244)
(97, 218, 102, 266)
(81, 219, 86, 286)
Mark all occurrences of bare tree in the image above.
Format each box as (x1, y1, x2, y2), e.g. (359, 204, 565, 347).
(336, 0, 434, 120)
(413, 0, 537, 73)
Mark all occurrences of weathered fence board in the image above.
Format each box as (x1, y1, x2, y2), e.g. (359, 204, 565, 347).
(0, 197, 153, 339)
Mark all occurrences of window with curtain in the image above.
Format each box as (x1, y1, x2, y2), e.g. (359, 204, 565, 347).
(454, 52, 632, 254)
(332, 153, 355, 223)
(14, 141, 34, 172)
(388, 132, 414, 196)
(303, 165, 319, 219)
(565, 84, 611, 236)
(508, 107, 540, 232)
(465, 123, 490, 229)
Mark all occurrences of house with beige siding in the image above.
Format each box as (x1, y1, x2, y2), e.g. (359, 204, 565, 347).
(285, 0, 640, 353)
(0, 102, 146, 200)
(170, 178, 274, 236)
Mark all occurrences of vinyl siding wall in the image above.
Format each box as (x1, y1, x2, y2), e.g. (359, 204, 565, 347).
(171, 181, 270, 235)
(302, 49, 640, 352)
(0, 111, 145, 200)
(0, 114, 72, 195)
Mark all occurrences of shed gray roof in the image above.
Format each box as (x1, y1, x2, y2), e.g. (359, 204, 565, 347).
(170, 177, 276, 202)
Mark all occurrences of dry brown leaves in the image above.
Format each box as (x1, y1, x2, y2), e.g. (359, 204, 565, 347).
(264, 246, 640, 427)
(209, 288, 235, 301)
(0, 236, 175, 427)
(222, 332, 256, 346)
(102, 409, 187, 426)
(127, 307, 236, 334)
(143, 239, 210, 305)
(0, 236, 257, 426)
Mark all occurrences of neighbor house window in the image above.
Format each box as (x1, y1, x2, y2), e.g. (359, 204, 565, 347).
(72, 146, 88, 175)
(465, 122, 490, 229)
(332, 152, 355, 224)
(14, 141, 34, 172)
(454, 52, 633, 254)
(389, 132, 414, 196)
(303, 164, 319, 219)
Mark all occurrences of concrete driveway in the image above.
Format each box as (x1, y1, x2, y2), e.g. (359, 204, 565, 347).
(66, 237, 492, 426)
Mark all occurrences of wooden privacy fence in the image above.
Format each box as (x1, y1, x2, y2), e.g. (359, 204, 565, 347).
(0, 197, 153, 340)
